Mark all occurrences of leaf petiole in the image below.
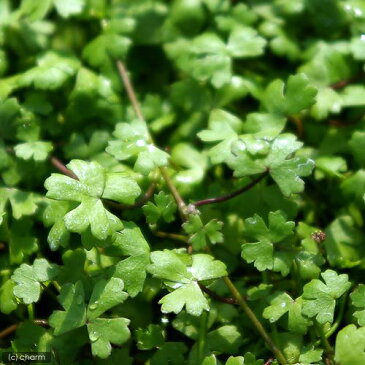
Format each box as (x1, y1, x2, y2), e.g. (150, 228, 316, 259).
(192, 171, 268, 208)
(27, 304, 34, 321)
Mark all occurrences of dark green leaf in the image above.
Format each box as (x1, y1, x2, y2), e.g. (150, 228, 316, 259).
(49, 281, 87, 335)
(87, 318, 130, 359)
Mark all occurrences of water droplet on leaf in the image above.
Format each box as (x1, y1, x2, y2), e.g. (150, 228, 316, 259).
(89, 331, 100, 342)
(89, 301, 98, 310)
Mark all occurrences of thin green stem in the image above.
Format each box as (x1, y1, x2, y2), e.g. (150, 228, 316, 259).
(325, 293, 347, 339)
(0, 269, 11, 277)
(315, 293, 349, 347)
(95, 249, 103, 271)
(317, 323, 335, 365)
(52, 281, 61, 293)
(262, 271, 269, 284)
(27, 304, 35, 321)
(223, 276, 287, 365)
(320, 329, 333, 354)
(291, 259, 302, 296)
(197, 310, 208, 363)
(154, 231, 188, 243)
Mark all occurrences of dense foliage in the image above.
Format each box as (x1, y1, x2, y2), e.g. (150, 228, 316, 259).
(1, 0, 365, 364)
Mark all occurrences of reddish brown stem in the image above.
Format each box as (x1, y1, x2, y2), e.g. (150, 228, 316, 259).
(199, 283, 239, 305)
(0, 320, 48, 340)
(328, 119, 359, 128)
(116, 61, 144, 121)
(331, 72, 363, 90)
(328, 110, 365, 128)
(331, 80, 350, 90)
(192, 172, 268, 208)
(0, 324, 18, 339)
(50, 156, 78, 179)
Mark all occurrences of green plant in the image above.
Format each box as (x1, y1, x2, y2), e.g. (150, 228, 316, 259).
(1, 1, 365, 364)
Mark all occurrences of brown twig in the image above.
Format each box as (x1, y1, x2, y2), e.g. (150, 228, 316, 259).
(331, 80, 351, 90)
(199, 283, 239, 305)
(327, 109, 365, 128)
(49, 156, 78, 179)
(0, 320, 49, 340)
(116, 61, 144, 121)
(0, 324, 18, 339)
(192, 171, 268, 208)
(6, 150, 78, 180)
(331, 72, 363, 90)
(116, 60, 188, 218)
(264, 358, 273, 365)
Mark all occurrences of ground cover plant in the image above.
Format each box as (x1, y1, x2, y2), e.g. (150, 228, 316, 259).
(1, 0, 365, 364)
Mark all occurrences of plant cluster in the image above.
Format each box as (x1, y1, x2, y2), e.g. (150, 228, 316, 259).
(1, 0, 365, 364)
